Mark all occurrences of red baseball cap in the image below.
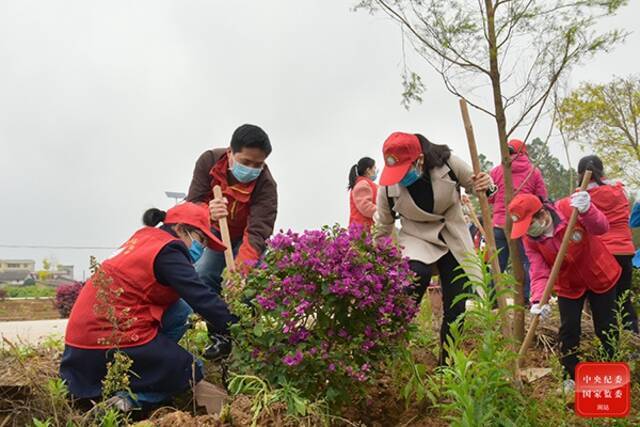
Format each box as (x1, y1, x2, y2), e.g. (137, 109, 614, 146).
(508, 139, 527, 156)
(508, 194, 543, 239)
(379, 132, 422, 186)
(165, 202, 226, 251)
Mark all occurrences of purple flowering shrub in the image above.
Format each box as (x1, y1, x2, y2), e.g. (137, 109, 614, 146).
(55, 281, 84, 318)
(226, 224, 417, 407)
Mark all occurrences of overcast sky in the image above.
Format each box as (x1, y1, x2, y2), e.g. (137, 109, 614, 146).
(1, 0, 639, 279)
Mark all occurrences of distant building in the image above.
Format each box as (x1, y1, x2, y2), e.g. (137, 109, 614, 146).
(0, 270, 33, 284)
(56, 265, 74, 279)
(0, 259, 36, 272)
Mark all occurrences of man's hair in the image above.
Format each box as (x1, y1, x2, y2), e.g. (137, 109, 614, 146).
(230, 124, 272, 156)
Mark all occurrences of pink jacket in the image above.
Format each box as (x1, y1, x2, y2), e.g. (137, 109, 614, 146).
(489, 155, 547, 227)
(524, 201, 610, 303)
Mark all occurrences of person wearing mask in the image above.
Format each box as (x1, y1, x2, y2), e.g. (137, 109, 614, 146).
(374, 132, 496, 364)
(186, 124, 277, 294)
(578, 155, 638, 333)
(60, 202, 236, 411)
(489, 139, 547, 304)
(509, 192, 621, 392)
(348, 157, 378, 229)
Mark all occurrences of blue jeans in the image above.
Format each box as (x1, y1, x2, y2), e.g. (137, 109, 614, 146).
(494, 227, 531, 302)
(194, 230, 242, 295)
(134, 299, 201, 405)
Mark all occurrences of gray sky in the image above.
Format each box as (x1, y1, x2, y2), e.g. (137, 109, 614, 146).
(1, 0, 639, 279)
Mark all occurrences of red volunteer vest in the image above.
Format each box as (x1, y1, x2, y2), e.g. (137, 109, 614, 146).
(588, 183, 635, 255)
(528, 199, 621, 300)
(349, 177, 378, 229)
(209, 153, 258, 241)
(65, 227, 180, 349)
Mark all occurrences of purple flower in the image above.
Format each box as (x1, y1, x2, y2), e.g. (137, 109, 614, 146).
(355, 372, 368, 382)
(235, 225, 418, 400)
(282, 350, 303, 366)
(288, 328, 310, 344)
(256, 295, 277, 310)
(295, 300, 312, 315)
(362, 340, 375, 352)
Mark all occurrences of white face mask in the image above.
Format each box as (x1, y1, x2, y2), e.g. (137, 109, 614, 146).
(527, 220, 547, 238)
(527, 212, 551, 237)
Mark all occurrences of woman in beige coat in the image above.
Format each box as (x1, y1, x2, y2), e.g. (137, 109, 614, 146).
(375, 132, 496, 364)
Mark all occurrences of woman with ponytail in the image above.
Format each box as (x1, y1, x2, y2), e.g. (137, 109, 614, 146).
(348, 157, 378, 229)
(60, 202, 236, 412)
(578, 155, 638, 333)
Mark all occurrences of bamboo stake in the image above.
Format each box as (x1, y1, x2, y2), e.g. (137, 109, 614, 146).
(459, 99, 510, 324)
(213, 185, 236, 272)
(517, 170, 592, 368)
(463, 197, 486, 239)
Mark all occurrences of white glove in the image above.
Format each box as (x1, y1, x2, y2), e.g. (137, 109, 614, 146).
(530, 303, 551, 319)
(570, 191, 591, 214)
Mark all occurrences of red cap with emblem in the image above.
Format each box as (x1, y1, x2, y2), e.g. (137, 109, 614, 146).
(379, 132, 422, 186)
(165, 202, 226, 251)
(508, 139, 527, 156)
(508, 193, 543, 239)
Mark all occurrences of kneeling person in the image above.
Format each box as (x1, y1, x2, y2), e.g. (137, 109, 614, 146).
(60, 203, 236, 410)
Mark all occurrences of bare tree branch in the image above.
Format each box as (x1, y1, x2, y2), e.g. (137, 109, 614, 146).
(376, 0, 491, 76)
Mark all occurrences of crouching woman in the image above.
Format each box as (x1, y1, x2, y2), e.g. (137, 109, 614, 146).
(60, 202, 236, 410)
(509, 192, 621, 390)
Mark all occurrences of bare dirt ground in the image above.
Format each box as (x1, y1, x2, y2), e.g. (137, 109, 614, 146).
(0, 299, 60, 321)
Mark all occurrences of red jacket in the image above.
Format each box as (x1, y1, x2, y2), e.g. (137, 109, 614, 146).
(349, 177, 378, 229)
(65, 227, 180, 349)
(524, 198, 621, 303)
(587, 181, 635, 255)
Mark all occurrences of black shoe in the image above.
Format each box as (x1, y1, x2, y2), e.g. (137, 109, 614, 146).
(203, 334, 232, 361)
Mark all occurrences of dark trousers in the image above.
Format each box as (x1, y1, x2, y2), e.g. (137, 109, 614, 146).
(494, 227, 531, 302)
(614, 255, 639, 333)
(558, 287, 617, 380)
(409, 251, 467, 365)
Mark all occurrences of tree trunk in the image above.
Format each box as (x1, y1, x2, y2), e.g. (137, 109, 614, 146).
(484, 0, 525, 342)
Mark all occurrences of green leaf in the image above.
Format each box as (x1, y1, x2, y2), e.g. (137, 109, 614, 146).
(253, 323, 264, 337)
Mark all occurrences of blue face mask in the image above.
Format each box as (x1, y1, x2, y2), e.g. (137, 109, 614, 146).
(187, 232, 205, 263)
(371, 172, 378, 182)
(231, 159, 263, 183)
(399, 167, 421, 187)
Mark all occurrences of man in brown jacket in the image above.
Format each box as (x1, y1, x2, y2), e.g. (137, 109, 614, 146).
(186, 124, 278, 296)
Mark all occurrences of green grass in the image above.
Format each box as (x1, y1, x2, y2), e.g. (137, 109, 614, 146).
(0, 284, 56, 298)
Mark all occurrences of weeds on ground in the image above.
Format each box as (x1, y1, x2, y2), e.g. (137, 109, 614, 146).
(387, 296, 439, 407)
(1, 338, 127, 426)
(427, 252, 536, 426)
(583, 290, 640, 365)
(227, 374, 343, 427)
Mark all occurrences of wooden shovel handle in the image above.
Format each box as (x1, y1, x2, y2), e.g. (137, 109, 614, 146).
(213, 185, 236, 272)
(517, 170, 592, 366)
